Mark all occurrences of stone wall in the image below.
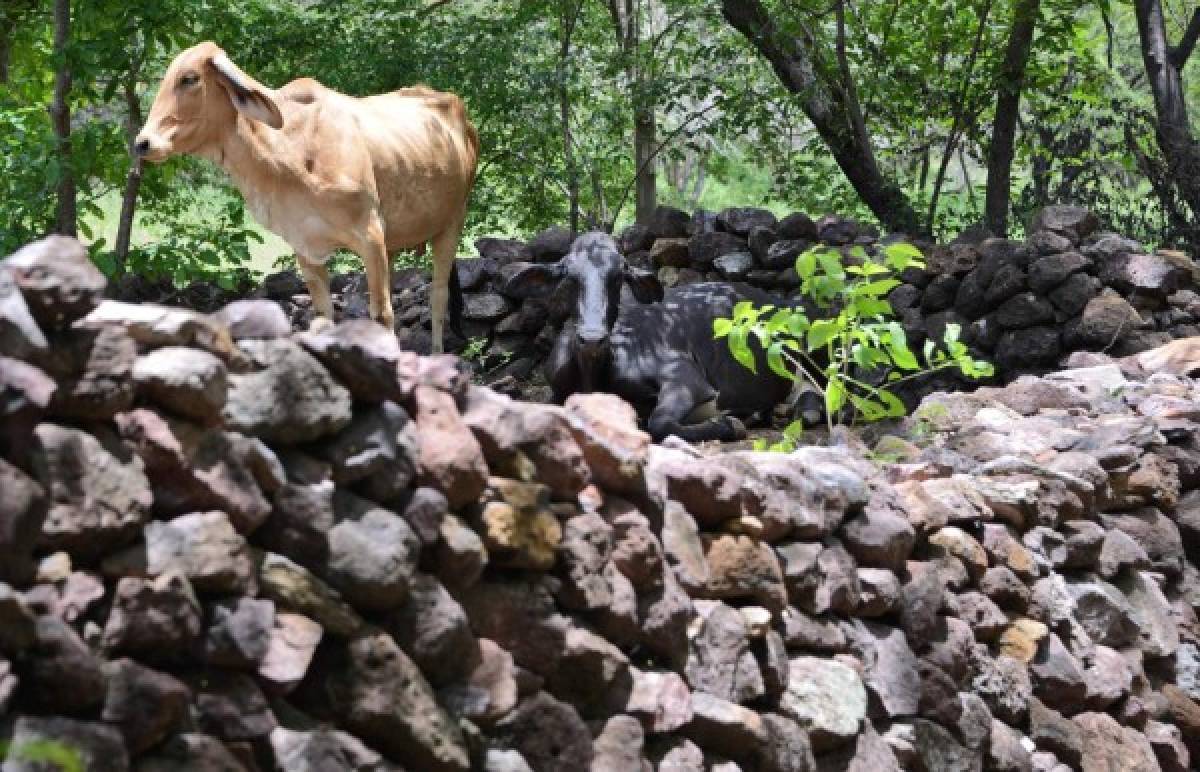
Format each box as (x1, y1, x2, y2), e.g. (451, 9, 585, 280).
(2, 235, 1200, 771)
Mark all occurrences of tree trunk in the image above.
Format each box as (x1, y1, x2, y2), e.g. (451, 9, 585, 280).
(0, 27, 10, 84)
(633, 105, 657, 224)
(559, 0, 580, 233)
(721, 0, 923, 235)
(1133, 0, 1200, 247)
(984, 0, 1041, 237)
(50, 0, 76, 237)
(114, 53, 144, 272)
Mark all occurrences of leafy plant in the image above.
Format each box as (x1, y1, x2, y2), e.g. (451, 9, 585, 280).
(714, 242, 994, 439)
(0, 738, 84, 772)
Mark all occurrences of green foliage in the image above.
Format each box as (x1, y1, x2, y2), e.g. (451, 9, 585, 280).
(715, 242, 994, 435)
(0, 739, 84, 772)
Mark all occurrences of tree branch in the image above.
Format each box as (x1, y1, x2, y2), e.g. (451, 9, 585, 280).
(1169, 7, 1200, 69)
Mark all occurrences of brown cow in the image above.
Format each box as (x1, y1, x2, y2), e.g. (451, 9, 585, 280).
(135, 41, 479, 353)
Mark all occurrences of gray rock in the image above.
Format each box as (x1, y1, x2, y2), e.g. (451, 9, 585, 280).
(133, 731, 250, 770)
(1072, 711, 1160, 772)
(223, 338, 353, 443)
(133, 511, 256, 595)
(718, 207, 777, 236)
(185, 669, 277, 742)
(0, 263, 48, 358)
(591, 714, 646, 772)
(270, 726, 402, 771)
(715, 252, 754, 281)
(1030, 634, 1087, 714)
(854, 568, 900, 617)
(101, 573, 203, 662)
(256, 551, 364, 638)
(912, 718, 981, 772)
(971, 654, 1033, 725)
(684, 602, 758, 704)
(494, 692, 593, 772)
(1029, 206, 1098, 243)
(681, 692, 767, 760)
(210, 298, 291, 339)
(132, 346, 227, 424)
(315, 628, 469, 771)
(987, 720, 1033, 772)
(1116, 570, 1179, 657)
(3, 235, 106, 328)
(1066, 577, 1138, 648)
(839, 507, 916, 571)
(204, 596, 275, 668)
(19, 615, 107, 713)
(0, 458, 46, 585)
(459, 578, 568, 678)
(780, 657, 866, 750)
(846, 621, 919, 720)
(101, 658, 190, 755)
(324, 492, 419, 611)
(386, 573, 476, 687)
(258, 611, 322, 694)
(316, 401, 414, 486)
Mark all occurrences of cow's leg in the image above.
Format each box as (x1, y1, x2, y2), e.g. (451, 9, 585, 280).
(297, 255, 334, 322)
(362, 221, 394, 331)
(429, 213, 467, 355)
(647, 379, 746, 443)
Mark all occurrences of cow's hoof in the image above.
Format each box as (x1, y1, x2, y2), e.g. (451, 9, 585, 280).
(725, 416, 747, 441)
(308, 316, 335, 334)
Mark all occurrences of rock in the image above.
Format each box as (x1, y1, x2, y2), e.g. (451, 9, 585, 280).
(1116, 571, 1179, 657)
(127, 510, 256, 595)
(650, 206, 693, 239)
(684, 602, 759, 704)
(324, 492, 420, 611)
(1097, 251, 1190, 298)
(840, 506, 916, 571)
(184, 669, 276, 743)
(998, 618, 1049, 664)
(1029, 206, 1099, 243)
(718, 207, 777, 236)
(1072, 712, 1160, 772)
(34, 324, 137, 421)
(682, 692, 767, 759)
(1099, 508, 1184, 577)
(495, 692, 593, 772)
(988, 719, 1033, 772)
(312, 628, 469, 771)
(0, 264, 48, 359)
(132, 346, 227, 424)
(463, 387, 590, 500)
(203, 596, 275, 668)
(816, 723, 901, 772)
(479, 480, 562, 571)
(956, 592, 1007, 642)
(1030, 634, 1087, 713)
(414, 384, 489, 510)
(477, 237, 532, 263)
(436, 514, 488, 590)
(637, 569, 693, 668)
(485, 749, 534, 772)
(912, 718, 980, 772)
(688, 231, 747, 267)
(714, 252, 754, 281)
(590, 714, 647, 772)
(762, 239, 811, 271)
(256, 551, 364, 638)
(1066, 577, 1139, 648)
(847, 621, 919, 720)
(315, 401, 414, 486)
(386, 573, 475, 687)
(651, 238, 691, 268)
(459, 578, 568, 678)
(898, 563, 944, 643)
(101, 573, 203, 662)
(1083, 645, 1133, 709)
(79, 300, 241, 364)
(101, 658, 190, 755)
(1144, 720, 1190, 772)
(563, 393, 649, 496)
(621, 667, 693, 733)
(295, 318, 416, 403)
(258, 611, 322, 694)
(981, 565, 1031, 610)
(0, 584, 36, 654)
(524, 226, 574, 262)
(1029, 698, 1082, 765)
(781, 657, 866, 750)
(403, 487, 448, 546)
(210, 298, 290, 339)
(698, 534, 786, 612)
(439, 637, 518, 727)
(929, 526, 988, 578)
(1048, 272, 1101, 315)
(0, 459, 46, 585)
(270, 726, 401, 771)
(777, 212, 818, 241)
(115, 409, 271, 533)
(224, 338, 352, 443)
(3, 236, 106, 328)
(972, 654, 1033, 724)
(19, 615, 107, 713)
(918, 660, 962, 725)
(892, 476, 991, 534)
(4, 716, 129, 772)
(1071, 291, 1146, 348)
(855, 568, 900, 617)
(1028, 251, 1090, 294)
(995, 327, 1062, 371)
(31, 423, 151, 560)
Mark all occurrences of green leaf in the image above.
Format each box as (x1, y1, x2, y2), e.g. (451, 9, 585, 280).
(713, 317, 733, 338)
(825, 377, 847, 415)
(807, 319, 839, 350)
(729, 327, 757, 374)
(795, 248, 818, 280)
(767, 341, 796, 381)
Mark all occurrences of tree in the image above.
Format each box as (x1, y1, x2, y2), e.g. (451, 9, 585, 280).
(606, 0, 658, 224)
(1132, 0, 1200, 249)
(984, 0, 1041, 236)
(720, 0, 925, 235)
(51, 0, 76, 237)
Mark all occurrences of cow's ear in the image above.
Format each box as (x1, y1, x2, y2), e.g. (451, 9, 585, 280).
(504, 261, 565, 299)
(624, 266, 664, 303)
(209, 52, 284, 129)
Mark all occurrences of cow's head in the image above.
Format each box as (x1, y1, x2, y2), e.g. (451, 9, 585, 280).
(504, 232, 662, 381)
(134, 42, 283, 162)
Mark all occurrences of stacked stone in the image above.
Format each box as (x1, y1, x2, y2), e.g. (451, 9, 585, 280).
(2, 235, 1200, 771)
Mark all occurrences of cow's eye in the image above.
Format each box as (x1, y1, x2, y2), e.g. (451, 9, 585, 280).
(179, 73, 200, 88)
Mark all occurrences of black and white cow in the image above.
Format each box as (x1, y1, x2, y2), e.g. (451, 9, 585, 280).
(504, 232, 797, 442)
